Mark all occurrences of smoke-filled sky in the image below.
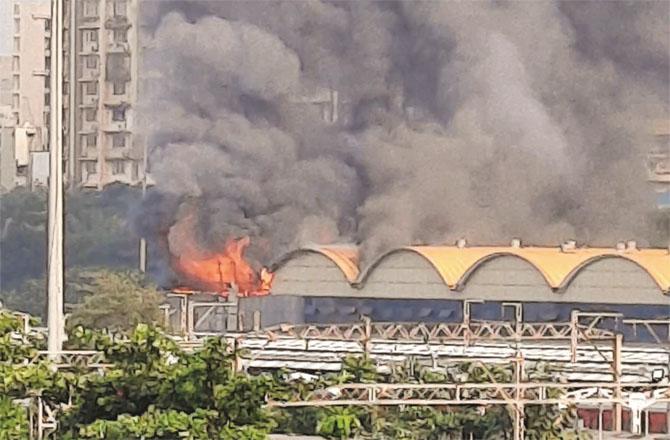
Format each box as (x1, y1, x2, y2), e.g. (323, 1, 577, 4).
(137, 0, 669, 267)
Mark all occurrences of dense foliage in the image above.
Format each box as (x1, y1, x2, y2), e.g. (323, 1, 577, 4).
(1, 269, 162, 331)
(0, 310, 591, 439)
(0, 186, 141, 294)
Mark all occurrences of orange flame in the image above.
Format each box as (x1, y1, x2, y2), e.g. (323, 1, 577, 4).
(172, 236, 272, 296)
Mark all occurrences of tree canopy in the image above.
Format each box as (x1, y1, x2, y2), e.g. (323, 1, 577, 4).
(1, 269, 161, 331)
(0, 185, 142, 292)
(0, 310, 592, 440)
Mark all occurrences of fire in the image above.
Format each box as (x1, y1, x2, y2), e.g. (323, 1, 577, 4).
(172, 236, 272, 296)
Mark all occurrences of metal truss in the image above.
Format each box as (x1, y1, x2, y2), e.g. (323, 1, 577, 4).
(267, 355, 670, 440)
(258, 310, 621, 363)
(261, 314, 616, 344)
(624, 319, 670, 345)
(30, 350, 110, 369)
(268, 381, 670, 407)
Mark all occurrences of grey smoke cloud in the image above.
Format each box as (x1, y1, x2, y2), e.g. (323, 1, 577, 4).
(138, 0, 669, 269)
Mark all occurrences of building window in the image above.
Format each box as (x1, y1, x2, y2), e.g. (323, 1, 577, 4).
(12, 76, 19, 90)
(12, 56, 19, 71)
(112, 133, 126, 148)
(113, 81, 125, 95)
(14, 19, 19, 33)
(84, 161, 97, 175)
(85, 81, 97, 95)
(13, 37, 19, 52)
(111, 107, 125, 121)
(12, 94, 19, 109)
(45, 19, 50, 32)
(85, 108, 96, 121)
(113, 29, 127, 43)
(85, 55, 97, 69)
(112, 0, 127, 17)
(111, 160, 125, 175)
(83, 0, 98, 17)
(84, 133, 97, 148)
(84, 30, 98, 43)
(14, 4, 20, 15)
(44, 93, 50, 106)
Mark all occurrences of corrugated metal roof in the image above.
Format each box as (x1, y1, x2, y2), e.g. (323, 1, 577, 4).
(282, 245, 670, 293)
(406, 246, 670, 292)
(272, 245, 359, 282)
(314, 246, 360, 282)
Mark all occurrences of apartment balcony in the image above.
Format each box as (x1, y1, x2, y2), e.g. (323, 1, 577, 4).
(80, 94, 99, 107)
(103, 119, 128, 133)
(103, 94, 129, 106)
(80, 121, 99, 132)
(79, 68, 100, 82)
(105, 16, 131, 29)
(104, 147, 132, 160)
(649, 172, 670, 184)
(81, 42, 99, 54)
(79, 16, 101, 26)
(108, 41, 131, 54)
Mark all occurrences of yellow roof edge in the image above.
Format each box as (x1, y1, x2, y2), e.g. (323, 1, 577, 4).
(271, 247, 360, 283)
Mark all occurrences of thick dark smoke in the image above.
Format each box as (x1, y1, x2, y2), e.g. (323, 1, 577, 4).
(137, 0, 669, 267)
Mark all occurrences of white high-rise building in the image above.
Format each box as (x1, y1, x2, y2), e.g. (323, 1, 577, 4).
(63, 0, 144, 189)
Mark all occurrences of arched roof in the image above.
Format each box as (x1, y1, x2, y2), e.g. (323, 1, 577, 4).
(271, 245, 360, 282)
(272, 245, 670, 294)
(405, 246, 670, 293)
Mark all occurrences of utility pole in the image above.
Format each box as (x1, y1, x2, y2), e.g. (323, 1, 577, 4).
(67, 0, 76, 189)
(138, 25, 147, 273)
(139, 145, 147, 273)
(47, 0, 64, 357)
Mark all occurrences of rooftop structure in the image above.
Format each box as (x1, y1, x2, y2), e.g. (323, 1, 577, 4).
(260, 241, 670, 328)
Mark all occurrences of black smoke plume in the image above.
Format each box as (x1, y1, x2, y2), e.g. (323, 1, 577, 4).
(136, 0, 669, 268)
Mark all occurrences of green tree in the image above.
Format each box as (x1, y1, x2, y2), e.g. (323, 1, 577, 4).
(0, 185, 141, 292)
(66, 270, 163, 332)
(0, 396, 29, 440)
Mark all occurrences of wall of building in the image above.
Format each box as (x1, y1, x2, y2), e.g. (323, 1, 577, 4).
(11, 0, 50, 150)
(0, 108, 18, 192)
(238, 295, 669, 342)
(238, 295, 305, 330)
(63, 0, 143, 190)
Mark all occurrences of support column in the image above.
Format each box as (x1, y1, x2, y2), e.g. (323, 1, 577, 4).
(513, 355, 525, 440)
(47, 0, 65, 359)
(613, 333, 623, 432)
(598, 405, 603, 440)
(226, 285, 238, 332)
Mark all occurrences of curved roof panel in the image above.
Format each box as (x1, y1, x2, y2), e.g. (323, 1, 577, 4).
(272, 244, 670, 294)
(314, 246, 360, 282)
(272, 245, 360, 283)
(407, 246, 670, 292)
